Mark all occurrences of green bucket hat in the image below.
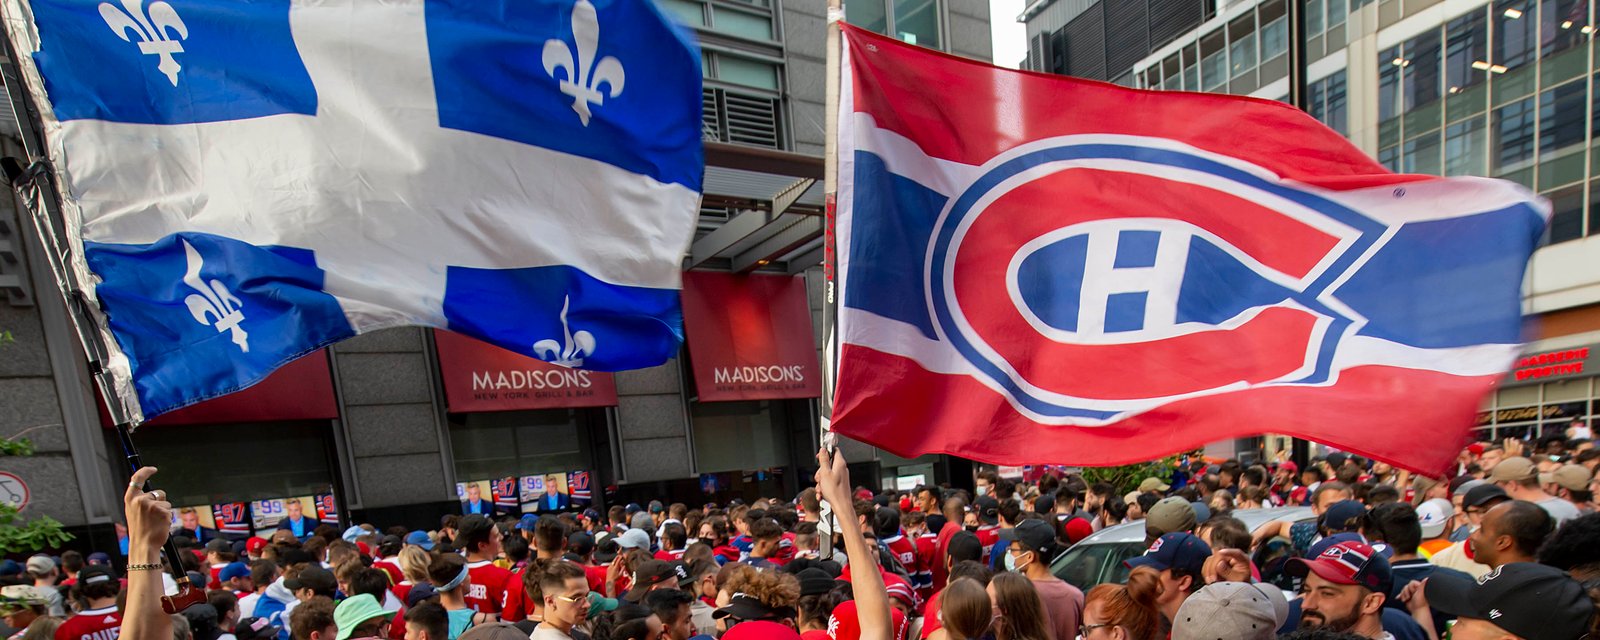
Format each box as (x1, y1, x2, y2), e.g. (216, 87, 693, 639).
(333, 594, 396, 640)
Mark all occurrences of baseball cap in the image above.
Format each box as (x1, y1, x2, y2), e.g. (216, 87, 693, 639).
(721, 620, 802, 640)
(1277, 460, 1299, 474)
(796, 568, 835, 597)
(1416, 499, 1453, 539)
(649, 500, 665, 514)
(24, 556, 53, 576)
(233, 617, 282, 640)
(516, 514, 540, 532)
(713, 592, 787, 621)
(1453, 478, 1487, 498)
(615, 528, 650, 551)
(1463, 483, 1511, 509)
(332, 594, 396, 640)
(1126, 532, 1212, 575)
(86, 552, 111, 566)
(587, 592, 620, 619)
(404, 530, 435, 551)
(1488, 456, 1538, 483)
(1012, 519, 1056, 558)
(0, 560, 20, 577)
(246, 537, 269, 556)
(625, 503, 642, 514)
(378, 535, 402, 557)
(1063, 517, 1094, 544)
(1286, 540, 1393, 596)
(1145, 497, 1197, 539)
(946, 531, 984, 563)
(1426, 562, 1591, 640)
(1190, 501, 1212, 525)
(206, 538, 232, 554)
(593, 538, 621, 564)
(1123, 491, 1141, 505)
(284, 566, 337, 593)
(623, 560, 676, 601)
(218, 562, 251, 583)
(78, 564, 117, 586)
(342, 525, 366, 543)
(405, 583, 437, 608)
(1550, 464, 1593, 491)
(0, 585, 51, 616)
(458, 623, 530, 640)
(1138, 477, 1170, 493)
(567, 531, 595, 556)
(1319, 500, 1367, 533)
(973, 496, 1000, 525)
(1171, 582, 1286, 640)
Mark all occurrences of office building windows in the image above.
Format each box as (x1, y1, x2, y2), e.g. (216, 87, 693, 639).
(1403, 30, 1443, 112)
(1495, 0, 1537, 71)
(1541, 0, 1588, 56)
(1539, 81, 1586, 158)
(1492, 96, 1537, 173)
(1444, 11, 1489, 94)
(849, 0, 941, 48)
(1444, 118, 1488, 176)
(1379, 45, 1403, 121)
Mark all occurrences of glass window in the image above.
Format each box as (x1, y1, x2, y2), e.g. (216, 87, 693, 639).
(1308, 0, 1325, 35)
(1323, 71, 1347, 135)
(1590, 179, 1600, 238)
(893, 0, 941, 47)
(1444, 117, 1488, 176)
(1444, 10, 1489, 94)
(1541, 0, 1588, 56)
(1492, 96, 1537, 172)
(716, 55, 780, 90)
(657, 0, 706, 26)
(135, 421, 336, 507)
(1494, 0, 1537, 71)
(1546, 184, 1585, 243)
(1181, 47, 1199, 90)
(451, 411, 588, 480)
(1539, 81, 1586, 158)
(711, 6, 773, 39)
(1404, 131, 1443, 175)
(690, 400, 791, 473)
(847, 0, 888, 35)
(1229, 16, 1257, 78)
(1379, 146, 1401, 171)
(1379, 45, 1403, 121)
(1403, 29, 1443, 112)
(1201, 31, 1228, 91)
(1328, 0, 1347, 27)
(1260, 17, 1289, 59)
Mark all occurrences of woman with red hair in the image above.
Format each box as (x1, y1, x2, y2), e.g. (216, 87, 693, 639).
(1079, 567, 1163, 640)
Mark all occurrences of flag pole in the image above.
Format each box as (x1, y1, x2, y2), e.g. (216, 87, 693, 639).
(0, 27, 204, 614)
(819, 0, 844, 559)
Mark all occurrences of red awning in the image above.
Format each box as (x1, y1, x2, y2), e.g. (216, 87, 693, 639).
(101, 350, 339, 427)
(680, 271, 821, 402)
(433, 329, 618, 412)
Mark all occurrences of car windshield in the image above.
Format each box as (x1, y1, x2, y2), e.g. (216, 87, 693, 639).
(1052, 541, 1146, 591)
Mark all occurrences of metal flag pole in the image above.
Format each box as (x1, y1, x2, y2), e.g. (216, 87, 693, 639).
(0, 29, 205, 615)
(818, 0, 844, 561)
(1285, 0, 1312, 470)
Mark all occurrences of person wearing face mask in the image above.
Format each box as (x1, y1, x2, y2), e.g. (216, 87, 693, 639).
(1006, 519, 1081, 640)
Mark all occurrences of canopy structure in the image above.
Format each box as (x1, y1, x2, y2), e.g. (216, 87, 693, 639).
(696, 142, 825, 274)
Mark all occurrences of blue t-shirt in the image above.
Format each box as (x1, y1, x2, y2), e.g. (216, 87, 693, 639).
(447, 608, 475, 640)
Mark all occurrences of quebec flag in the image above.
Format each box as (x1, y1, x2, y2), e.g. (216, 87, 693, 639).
(833, 26, 1548, 474)
(3, 0, 703, 421)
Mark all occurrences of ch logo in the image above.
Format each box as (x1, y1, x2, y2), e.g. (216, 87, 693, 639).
(1074, 228, 1186, 335)
(180, 240, 249, 353)
(534, 296, 595, 367)
(98, 0, 189, 86)
(542, 0, 626, 126)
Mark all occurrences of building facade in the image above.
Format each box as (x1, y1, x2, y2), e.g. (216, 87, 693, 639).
(0, 1, 989, 548)
(1022, 0, 1600, 449)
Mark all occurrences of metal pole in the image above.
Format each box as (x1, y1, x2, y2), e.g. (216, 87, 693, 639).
(1286, 0, 1312, 470)
(818, 0, 844, 561)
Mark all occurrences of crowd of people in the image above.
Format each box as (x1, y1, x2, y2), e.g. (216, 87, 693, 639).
(7, 437, 1600, 640)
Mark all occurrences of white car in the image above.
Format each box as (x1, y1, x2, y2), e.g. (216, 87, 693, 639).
(1048, 506, 1315, 591)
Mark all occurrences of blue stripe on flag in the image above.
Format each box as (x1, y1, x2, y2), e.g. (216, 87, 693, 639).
(425, 0, 704, 191)
(443, 264, 683, 372)
(85, 233, 355, 417)
(32, 0, 316, 124)
(844, 151, 944, 339)
(1338, 203, 1546, 349)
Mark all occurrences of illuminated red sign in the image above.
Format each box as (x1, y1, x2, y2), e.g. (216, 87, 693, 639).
(681, 271, 822, 402)
(1512, 347, 1590, 382)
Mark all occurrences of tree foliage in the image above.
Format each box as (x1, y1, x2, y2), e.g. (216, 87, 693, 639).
(1078, 455, 1182, 494)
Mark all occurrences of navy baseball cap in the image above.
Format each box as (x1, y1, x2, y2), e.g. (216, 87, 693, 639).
(218, 562, 250, 582)
(1126, 532, 1212, 576)
(517, 515, 539, 532)
(1287, 540, 1393, 596)
(1319, 500, 1366, 533)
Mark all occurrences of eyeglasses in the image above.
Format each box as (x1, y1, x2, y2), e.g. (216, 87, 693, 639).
(553, 592, 590, 605)
(1080, 623, 1112, 636)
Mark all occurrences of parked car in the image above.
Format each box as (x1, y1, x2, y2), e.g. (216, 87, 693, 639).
(1049, 506, 1315, 591)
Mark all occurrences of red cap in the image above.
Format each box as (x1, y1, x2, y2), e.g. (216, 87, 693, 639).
(1278, 461, 1299, 473)
(883, 573, 917, 609)
(854, 489, 874, 502)
(356, 542, 372, 557)
(1064, 517, 1094, 544)
(246, 537, 268, 554)
(827, 600, 909, 640)
(719, 621, 800, 640)
(1467, 442, 1487, 456)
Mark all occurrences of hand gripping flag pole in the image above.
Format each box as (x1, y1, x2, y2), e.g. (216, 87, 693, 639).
(0, 31, 206, 615)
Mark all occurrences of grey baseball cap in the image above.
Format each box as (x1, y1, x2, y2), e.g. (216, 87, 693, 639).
(1170, 581, 1287, 640)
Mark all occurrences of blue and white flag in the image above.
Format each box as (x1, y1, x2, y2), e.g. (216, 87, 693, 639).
(4, 0, 704, 420)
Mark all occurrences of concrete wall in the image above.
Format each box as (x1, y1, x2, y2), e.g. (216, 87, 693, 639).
(615, 360, 694, 482)
(333, 328, 453, 509)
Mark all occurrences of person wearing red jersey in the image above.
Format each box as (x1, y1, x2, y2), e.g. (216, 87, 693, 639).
(502, 516, 567, 623)
(900, 511, 938, 603)
(53, 565, 120, 640)
(456, 515, 510, 617)
(970, 497, 1002, 566)
(371, 536, 406, 586)
(875, 510, 922, 593)
(931, 496, 967, 592)
(653, 523, 687, 562)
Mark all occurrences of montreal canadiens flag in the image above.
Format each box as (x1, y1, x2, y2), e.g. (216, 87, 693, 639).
(3, 0, 702, 421)
(832, 26, 1548, 474)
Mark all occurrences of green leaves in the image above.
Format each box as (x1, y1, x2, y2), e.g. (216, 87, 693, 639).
(1078, 455, 1181, 495)
(0, 504, 73, 555)
(0, 436, 34, 457)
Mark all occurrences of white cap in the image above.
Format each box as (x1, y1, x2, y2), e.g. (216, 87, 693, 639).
(1417, 498, 1453, 539)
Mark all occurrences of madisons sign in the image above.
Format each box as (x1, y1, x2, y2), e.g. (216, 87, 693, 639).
(435, 330, 618, 411)
(682, 271, 821, 402)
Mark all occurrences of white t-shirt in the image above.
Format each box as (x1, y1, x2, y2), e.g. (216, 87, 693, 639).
(529, 624, 574, 640)
(1538, 497, 1583, 524)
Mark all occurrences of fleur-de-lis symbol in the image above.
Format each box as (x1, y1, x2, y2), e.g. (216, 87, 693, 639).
(180, 239, 249, 352)
(533, 296, 595, 367)
(99, 0, 189, 86)
(542, 0, 626, 126)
